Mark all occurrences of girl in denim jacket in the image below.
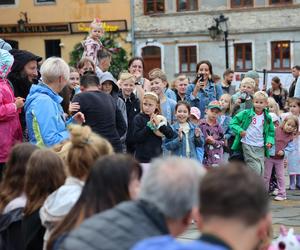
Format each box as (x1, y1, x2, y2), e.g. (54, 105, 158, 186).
(165, 101, 203, 159)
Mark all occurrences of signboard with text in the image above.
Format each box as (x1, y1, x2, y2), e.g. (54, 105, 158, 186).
(70, 20, 127, 34)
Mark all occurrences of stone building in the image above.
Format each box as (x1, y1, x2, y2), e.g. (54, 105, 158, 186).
(133, 0, 300, 81)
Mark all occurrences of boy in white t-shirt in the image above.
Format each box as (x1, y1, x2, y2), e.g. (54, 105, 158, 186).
(230, 91, 275, 175)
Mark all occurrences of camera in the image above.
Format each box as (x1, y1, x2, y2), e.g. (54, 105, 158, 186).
(195, 73, 204, 83)
(240, 92, 251, 103)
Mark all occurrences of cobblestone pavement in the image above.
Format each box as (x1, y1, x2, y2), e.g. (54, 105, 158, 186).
(178, 190, 300, 242)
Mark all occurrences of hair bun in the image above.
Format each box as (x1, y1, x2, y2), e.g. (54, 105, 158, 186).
(69, 125, 92, 148)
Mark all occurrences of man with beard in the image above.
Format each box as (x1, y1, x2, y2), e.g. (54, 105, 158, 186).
(7, 49, 42, 140)
(221, 69, 235, 95)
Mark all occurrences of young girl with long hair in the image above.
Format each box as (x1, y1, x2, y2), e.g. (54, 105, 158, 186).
(46, 154, 142, 250)
(22, 149, 66, 250)
(133, 92, 173, 166)
(264, 115, 299, 201)
(165, 101, 203, 159)
(0, 143, 38, 214)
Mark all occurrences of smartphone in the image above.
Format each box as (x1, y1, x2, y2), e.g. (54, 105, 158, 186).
(195, 73, 204, 83)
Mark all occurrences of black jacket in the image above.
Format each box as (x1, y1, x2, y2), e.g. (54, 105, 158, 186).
(59, 200, 169, 250)
(119, 92, 140, 153)
(0, 208, 23, 250)
(72, 91, 126, 153)
(133, 113, 174, 163)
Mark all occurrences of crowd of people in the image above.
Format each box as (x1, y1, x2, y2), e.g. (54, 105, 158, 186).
(1, 35, 300, 250)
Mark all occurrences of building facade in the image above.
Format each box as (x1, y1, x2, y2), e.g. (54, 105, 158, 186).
(134, 0, 300, 82)
(0, 0, 131, 63)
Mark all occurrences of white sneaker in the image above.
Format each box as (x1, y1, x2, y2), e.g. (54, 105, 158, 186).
(274, 196, 287, 201)
(272, 189, 279, 196)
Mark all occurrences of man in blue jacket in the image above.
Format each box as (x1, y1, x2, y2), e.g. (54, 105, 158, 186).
(25, 57, 84, 147)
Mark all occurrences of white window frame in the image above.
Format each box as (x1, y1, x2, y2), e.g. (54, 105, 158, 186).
(175, 43, 199, 74)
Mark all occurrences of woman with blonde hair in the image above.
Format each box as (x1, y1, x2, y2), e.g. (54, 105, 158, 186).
(40, 125, 113, 248)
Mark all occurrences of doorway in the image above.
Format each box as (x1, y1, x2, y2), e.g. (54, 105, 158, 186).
(142, 46, 161, 78)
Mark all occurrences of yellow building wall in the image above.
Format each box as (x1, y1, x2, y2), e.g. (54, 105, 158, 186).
(0, 0, 131, 62)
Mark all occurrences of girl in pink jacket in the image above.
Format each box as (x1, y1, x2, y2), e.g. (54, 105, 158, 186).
(0, 49, 23, 177)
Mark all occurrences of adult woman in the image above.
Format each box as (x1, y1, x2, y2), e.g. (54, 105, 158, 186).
(46, 154, 142, 250)
(128, 57, 149, 99)
(186, 60, 223, 118)
(267, 76, 288, 110)
(7, 49, 42, 139)
(22, 149, 66, 250)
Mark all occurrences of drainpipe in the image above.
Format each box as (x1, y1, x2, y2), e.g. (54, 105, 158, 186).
(130, 0, 135, 56)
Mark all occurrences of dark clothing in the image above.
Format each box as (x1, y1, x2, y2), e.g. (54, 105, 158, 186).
(199, 234, 232, 250)
(119, 92, 141, 154)
(72, 91, 126, 152)
(272, 127, 294, 159)
(221, 84, 236, 96)
(173, 89, 186, 102)
(22, 209, 45, 250)
(59, 200, 169, 250)
(0, 208, 23, 250)
(9, 49, 42, 74)
(267, 88, 288, 110)
(133, 113, 174, 163)
(289, 77, 298, 97)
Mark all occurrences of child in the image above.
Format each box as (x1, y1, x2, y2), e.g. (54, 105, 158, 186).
(82, 18, 104, 66)
(281, 98, 300, 190)
(218, 93, 233, 161)
(230, 91, 275, 176)
(0, 49, 24, 178)
(268, 97, 280, 117)
(77, 57, 95, 76)
(133, 92, 173, 167)
(165, 101, 203, 159)
(189, 107, 204, 163)
(148, 68, 177, 124)
(199, 100, 225, 167)
(264, 115, 298, 201)
(232, 77, 256, 115)
(118, 71, 141, 154)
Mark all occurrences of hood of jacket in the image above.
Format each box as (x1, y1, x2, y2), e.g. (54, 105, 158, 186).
(24, 81, 63, 111)
(99, 71, 119, 95)
(0, 49, 14, 80)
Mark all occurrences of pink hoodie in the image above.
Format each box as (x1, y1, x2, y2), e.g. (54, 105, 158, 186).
(0, 49, 22, 163)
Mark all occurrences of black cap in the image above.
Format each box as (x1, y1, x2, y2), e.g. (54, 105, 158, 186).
(9, 49, 42, 73)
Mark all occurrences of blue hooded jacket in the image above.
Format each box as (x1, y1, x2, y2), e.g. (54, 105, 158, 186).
(24, 82, 70, 147)
(132, 236, 228, 250)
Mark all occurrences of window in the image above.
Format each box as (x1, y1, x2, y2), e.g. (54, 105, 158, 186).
(144, 0, 165, 14)
(4, 40, 18, 49)
(271, 41, 290, 70)
(179, 46, 197, 73)
(234, 43, 252, 71)
(231, 0, 253, 8)
(0, 0, 15, 5)
(177, 0, 198, 11)
(45, 39, 61, 58)
(269, 0, 292, 4)
(36, 0, 55, 2)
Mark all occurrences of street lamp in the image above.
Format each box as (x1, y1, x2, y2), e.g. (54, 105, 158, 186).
(17, 12, 28, 32)
(208, 14, 229, 69)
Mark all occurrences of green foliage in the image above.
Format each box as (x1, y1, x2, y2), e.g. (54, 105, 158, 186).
(69, 33, 128, 79)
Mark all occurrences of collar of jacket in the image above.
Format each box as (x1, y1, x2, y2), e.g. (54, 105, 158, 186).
(248, 107, 272, 123)
(119, 91, 136, 102)
(137, 199, 169, 235)
(173, 122, 194, 130)
(38, 81, 63, 104)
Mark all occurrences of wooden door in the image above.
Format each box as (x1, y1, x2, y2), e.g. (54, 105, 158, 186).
(142, 46, 161, 78)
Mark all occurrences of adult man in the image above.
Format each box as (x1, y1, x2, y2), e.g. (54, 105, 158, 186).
(174, 74, 189, 101)
(95, 49, 112, 78)
(25, 57, 84, 147)
(72, 72, 126, 152)
(133, 162, 271, 250)
(59, 157, 206, 250)
(290, 65, 300, 97)
(221, 69, 235, 95)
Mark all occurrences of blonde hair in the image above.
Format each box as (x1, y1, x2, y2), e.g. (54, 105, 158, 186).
(240, 77, 256, 90)
(148, 68, 167, 82)
(142, 92, 161, 115)
(54, 125, 114, 179)
(119, 71, 135, 84)
(41, 57, 70, 84)
(253, 91, 268, 101)
(220, 93, 233, 115)
(281, 115, 299, 134)
(69, 66, 78, 73)
(267, 97, 280, 116)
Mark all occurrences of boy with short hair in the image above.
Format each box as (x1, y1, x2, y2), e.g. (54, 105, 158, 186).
(231, 77, 256, 115)
(230, 91, 275, 175)
(148, 68, 177, 124)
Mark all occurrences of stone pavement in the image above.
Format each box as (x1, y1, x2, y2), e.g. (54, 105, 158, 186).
(178, 189, 300, 242)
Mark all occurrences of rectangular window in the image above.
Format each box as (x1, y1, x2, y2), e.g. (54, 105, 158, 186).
(144, 0, 165, 15)
(271, 41, 290, 70)
(269, 0, 292, 4)
(45, 39, 61, 58)
(234, 43, 252, 71)
(177, 0, 198, 12)
(0, 0, 15, 5)
(231, 0, 253, 8)
(36, 0, 55, 2)
(179, 46, 197, 73)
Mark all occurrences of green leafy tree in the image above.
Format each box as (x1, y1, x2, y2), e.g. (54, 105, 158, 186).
(69, 33, 128, 79)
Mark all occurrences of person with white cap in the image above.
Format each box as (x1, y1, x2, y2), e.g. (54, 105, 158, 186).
(0, 39, 12, 51)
